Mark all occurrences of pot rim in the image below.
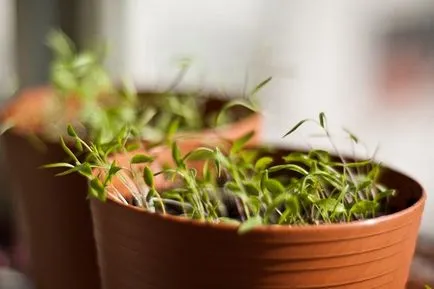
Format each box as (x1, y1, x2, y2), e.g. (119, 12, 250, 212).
(103, 164, 426, 234)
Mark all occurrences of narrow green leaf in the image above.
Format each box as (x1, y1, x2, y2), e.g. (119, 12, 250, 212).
(160, 191, 184, 203)
(214, 148, 230, 167)
(319, 112, 327, 129)
(202, 160, 212, 183)
(312, 171, 342, 188)
(260, 170, 269, 192)
(308, 150, 330, 163)
(115, 126, 129, 144)
(268, 164, 309, 175)
(166, 117, 180, 140)
(247, 196, 262, 214)
(265, 193, 291, 219)
(41, 162, 74, 169)
(243, 182, 260, 196)
(238, 215, 262, 234)
(310, 160, 319, 173)
(90, 178, 105, 198)
(143, 166, 154, 187)
(108, 162, 122, 176)
(183, 147, 215, 161)
(240, 149, 259, 164)
(55, 163, 92, 178)
(368, 164, 381, 181)
(282, 119, 310, 138)
(278, 207, 294, 224)
(103, 162, 121, 185)
(264, 179, 285, 195)
(230, 131, 255, 155)
(60, 136, 79, 163)
(130, 154, 154, 164)
(374, 189, 396, 201)
(219, 217, 240, 225)
(278, 195, 300, 223)
(189, 168, 197, 178)
(216, 100, 257, 126)
(72, 53, 95, 70)
(126, 143, 140, 152)
(67, 125, 78, 137)
(250, 76, 272, 96)
(356, 179, 372, 191)
(330, 159, 372, 168)
(171, 141, 184, 168)
(146, 188, 157, 202)
(286, 195, 300, 215)
(254, 156, 273, 171)
(350, 200, 379, 215)
(283, 152, 310, 164)
(54, 167, 80, 177)
(139, 107, 158, 127)
(163, 188, 190, 196)
(88, 185, 99, 199)
(215, 159, 222, 177)
(224, 181, 240, 192)
(124, 76, 138, 98)
(77, 163, 93, 178)
(317, 198, 346, 213)
(307, 194, 321, 203)
(46, 29, 75, 59)
(75, 139, 83, 152)
(343, 127, 359, 143)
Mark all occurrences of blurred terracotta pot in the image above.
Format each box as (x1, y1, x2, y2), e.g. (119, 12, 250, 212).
(0, 87, 101, 289)
(90, 148, 425, 289)
(0, 86, 262, 289)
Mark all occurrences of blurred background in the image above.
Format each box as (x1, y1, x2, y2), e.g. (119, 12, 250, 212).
(0, 0, 434, 287)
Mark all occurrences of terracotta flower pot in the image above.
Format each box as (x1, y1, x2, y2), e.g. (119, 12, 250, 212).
(0, 87, 101, 289)
(90, 148, 425, 289)
(0, 86, 262, 289)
